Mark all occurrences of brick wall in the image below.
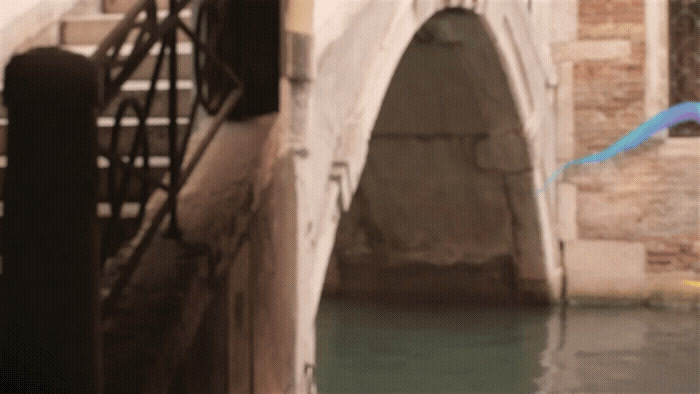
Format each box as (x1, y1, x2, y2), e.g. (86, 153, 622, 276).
(575, 0, 645, 155)
(571, 0, 700, 271)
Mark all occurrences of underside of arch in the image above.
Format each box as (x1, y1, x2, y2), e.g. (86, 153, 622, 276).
(325, 9, 549, 304)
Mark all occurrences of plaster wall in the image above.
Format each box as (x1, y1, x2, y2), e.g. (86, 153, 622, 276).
(0, 0, 97, 81)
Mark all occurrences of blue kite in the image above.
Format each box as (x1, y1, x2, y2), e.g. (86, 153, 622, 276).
(538, 101, 700, 193)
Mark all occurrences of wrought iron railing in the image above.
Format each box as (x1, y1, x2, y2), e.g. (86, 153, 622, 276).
(92, 0, 242, 311)
(670, 0, 700, 136)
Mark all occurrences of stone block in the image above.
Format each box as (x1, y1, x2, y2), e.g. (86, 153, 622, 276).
(556, 61, 575, 162)
(103, 0, 170, 13)
(564, 240, 646, 301)
(60, 10, 191, 46)
(360, 138, 514, 263)
(549, 0, 578, 42)
(557, 183, 577, 241)
(552, 39, 631, 62)
(475, 132, 531, 172)
(659, 137, 700, 158)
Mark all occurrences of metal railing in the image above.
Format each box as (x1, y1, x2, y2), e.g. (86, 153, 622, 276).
(92, 0, 242, 311)
(0, 1, 245, 388)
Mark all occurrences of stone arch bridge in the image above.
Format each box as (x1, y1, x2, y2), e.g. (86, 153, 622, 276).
(0, 0, 570, 392)
(254, 0, 562, 391)
(6, 0, 700, 391)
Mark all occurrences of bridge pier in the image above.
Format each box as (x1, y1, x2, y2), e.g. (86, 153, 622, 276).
(246, 152, 320, 393)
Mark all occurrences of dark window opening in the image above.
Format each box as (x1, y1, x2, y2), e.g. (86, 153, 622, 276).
(670, 0, 700, 136)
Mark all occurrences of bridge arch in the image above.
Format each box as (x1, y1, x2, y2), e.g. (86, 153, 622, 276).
(257, 1, 563, 390)
(328, 7, 548, 304)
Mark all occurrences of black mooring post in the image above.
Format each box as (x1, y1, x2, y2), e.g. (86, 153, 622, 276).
(0, 47, 102, 393)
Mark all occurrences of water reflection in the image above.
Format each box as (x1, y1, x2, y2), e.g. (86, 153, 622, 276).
(316, 299, 700, 393)
(537, 307, 700, 393)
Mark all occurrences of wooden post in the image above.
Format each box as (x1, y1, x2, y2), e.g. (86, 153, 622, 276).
(0, 47, 102, 393)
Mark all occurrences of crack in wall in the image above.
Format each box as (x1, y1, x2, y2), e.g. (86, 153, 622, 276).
(502, 173, 522, 297)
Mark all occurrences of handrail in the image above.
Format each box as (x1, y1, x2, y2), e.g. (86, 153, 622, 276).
(101, 90, 241, 312)
(91, 0, 243, 309)
(92, 0, 189, 105)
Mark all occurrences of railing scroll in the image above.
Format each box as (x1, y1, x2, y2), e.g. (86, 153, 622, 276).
(91, 0, 243, 310)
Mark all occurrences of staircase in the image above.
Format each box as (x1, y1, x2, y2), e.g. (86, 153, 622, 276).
(0, 0, 193, 234)
(0, 1, 272, 390)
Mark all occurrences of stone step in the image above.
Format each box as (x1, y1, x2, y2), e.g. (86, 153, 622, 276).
(96, 117, 190, 156)
(61, 8, 191, 46)
(0, 155, 171, 202)
(103, 0, 179, 14)
(0, 201, 142, 219)
(0, 79, 194, 118)
(104, 79, 194, 118)
(65, 42, 193, 80)
(0, 117, 190, 156)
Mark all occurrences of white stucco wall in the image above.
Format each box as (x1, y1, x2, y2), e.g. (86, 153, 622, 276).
(0, 0, 95, 81)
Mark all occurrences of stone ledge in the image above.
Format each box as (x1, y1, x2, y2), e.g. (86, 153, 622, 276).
(551, 39, 631, 63)
(646, 271, 700, 310)
(474, 132, 530, 172)
(564, 239, 646, 301)
(659, 137, 700, 158)
(565, 240, 700, 308)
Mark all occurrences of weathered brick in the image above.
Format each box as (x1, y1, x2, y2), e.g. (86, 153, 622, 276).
(571, 139, 699, 271)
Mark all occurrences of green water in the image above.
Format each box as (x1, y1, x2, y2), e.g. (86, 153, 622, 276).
(316, 299, 700, 393)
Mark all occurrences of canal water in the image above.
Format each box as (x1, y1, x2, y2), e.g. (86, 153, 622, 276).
(316, 299, 700, 393)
